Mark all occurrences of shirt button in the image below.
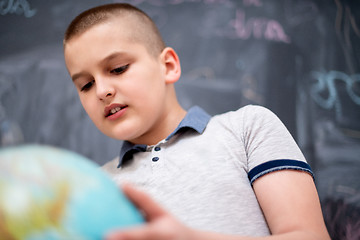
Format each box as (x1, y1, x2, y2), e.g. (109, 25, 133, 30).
(154, 146, 161, 151)
(152, 157, 159, 162)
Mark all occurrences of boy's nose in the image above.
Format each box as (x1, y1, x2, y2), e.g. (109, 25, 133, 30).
(96, 79, 115, 101)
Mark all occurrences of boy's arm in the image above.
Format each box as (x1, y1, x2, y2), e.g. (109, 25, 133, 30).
(105, 171, 331, 240)
(249, 170, 330, 240)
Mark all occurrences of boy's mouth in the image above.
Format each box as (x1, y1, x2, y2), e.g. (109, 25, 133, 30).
(104, 104, 127, 117)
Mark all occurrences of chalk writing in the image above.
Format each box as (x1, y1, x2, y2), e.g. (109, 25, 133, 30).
(0, 0, 36, 18)
(218, 9, 291, 43)
(122, 0, 289, 43)
(310, 70, 360, 117)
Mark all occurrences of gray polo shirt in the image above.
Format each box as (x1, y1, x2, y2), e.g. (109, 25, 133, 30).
(102, 105, 313, 236)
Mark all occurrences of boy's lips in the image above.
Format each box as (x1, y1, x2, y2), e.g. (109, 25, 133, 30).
(104, 104, 128, 118)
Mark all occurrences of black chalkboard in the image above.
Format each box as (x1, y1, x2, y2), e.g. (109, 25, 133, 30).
(1, 1, 360, 238)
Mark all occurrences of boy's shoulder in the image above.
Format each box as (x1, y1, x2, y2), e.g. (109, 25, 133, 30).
(213, 104, 275, 121)
(101, 156, 119, 172)
(209, 104, 284, 137)
(237, 104, 273, 114)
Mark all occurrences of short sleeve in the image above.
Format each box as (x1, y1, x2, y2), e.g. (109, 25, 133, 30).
(240, 105, 313, 184)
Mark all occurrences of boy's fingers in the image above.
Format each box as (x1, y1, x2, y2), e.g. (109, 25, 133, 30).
(105, 226, 155, 240)
(121, 184, 167, 220)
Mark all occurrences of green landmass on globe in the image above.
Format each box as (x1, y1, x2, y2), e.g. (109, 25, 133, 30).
(0, 145, 144, 240)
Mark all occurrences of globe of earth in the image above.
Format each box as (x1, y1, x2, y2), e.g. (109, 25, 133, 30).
(0, 144, 144, 240)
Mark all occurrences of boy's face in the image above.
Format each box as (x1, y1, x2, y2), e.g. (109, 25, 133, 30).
(64, 18, 172, 144)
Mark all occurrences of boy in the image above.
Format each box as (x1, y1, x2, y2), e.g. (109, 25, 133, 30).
(63, 3, 330, 240)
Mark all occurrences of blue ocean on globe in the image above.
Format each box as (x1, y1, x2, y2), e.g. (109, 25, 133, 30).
(0, 144, 144, 240)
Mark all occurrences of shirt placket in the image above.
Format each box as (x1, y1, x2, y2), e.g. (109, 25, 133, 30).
(148, 140, 166, 170)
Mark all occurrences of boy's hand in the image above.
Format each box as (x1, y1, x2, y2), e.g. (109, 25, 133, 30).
(105, 184, 195, 240)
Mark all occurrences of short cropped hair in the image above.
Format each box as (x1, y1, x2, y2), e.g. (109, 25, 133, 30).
(64, 3, 166, 57)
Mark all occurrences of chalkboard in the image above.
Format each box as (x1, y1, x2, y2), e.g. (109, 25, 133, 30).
(1, 1, 360, 238)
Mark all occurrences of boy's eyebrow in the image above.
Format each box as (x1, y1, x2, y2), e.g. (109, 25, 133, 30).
(71, 51, 128, 82)
(100, 51, 128, 64)
(71, 72, 88, 82)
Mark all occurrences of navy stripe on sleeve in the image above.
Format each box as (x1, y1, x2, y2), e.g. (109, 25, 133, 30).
(248, 159, 314, 184)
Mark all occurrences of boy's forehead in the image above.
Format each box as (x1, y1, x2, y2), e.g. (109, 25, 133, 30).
(67, 19, 138, 52)
(67, 22, 140, 53)
(65, 18, 151, 64)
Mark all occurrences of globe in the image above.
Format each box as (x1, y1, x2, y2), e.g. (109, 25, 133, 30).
(0, 144, 144, 240)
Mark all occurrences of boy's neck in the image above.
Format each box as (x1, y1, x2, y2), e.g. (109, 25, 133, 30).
(129, 102, 187, 146)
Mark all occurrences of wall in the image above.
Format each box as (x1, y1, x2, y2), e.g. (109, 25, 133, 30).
(1, 0, 360, 237)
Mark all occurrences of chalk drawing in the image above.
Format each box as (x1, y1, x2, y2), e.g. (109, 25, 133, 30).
(334, 0, 360, 73)
(0, 77, 24, 146)
(310, 70, 360, 117)
(0, 0, 36, 18)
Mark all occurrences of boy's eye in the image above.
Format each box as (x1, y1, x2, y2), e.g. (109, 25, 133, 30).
(81, 80, 94, 92)
(110, 64, 129, 74)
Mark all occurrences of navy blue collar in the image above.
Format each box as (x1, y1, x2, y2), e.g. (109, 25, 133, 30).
(117, 106, 211, 167)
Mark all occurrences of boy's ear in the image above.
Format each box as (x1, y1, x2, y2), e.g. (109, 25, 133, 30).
(160, 47, 181, 84)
